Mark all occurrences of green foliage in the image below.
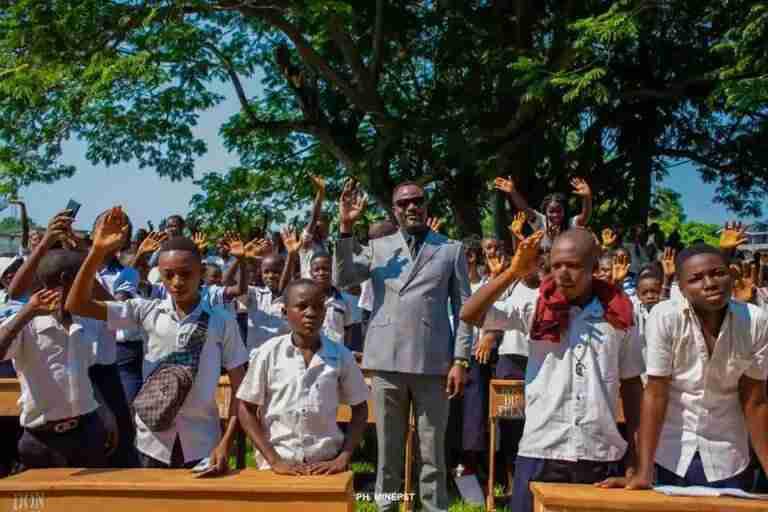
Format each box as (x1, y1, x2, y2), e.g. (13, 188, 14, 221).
(2, 1, 768, 233)
(650, 186, 720, 245)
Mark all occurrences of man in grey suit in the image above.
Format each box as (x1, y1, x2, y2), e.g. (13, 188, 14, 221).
(335, 180, 473, 512)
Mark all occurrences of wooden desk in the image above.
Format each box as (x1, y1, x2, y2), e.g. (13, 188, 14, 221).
(531, 483, 767, 512)
(0, 378, 21, 416)
(0, 468, 354, 512)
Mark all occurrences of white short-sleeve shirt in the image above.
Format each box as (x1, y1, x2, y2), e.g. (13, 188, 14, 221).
(483, 295, 645, 462)
(322, 289, 353, 344)
(95, 264, 140, 362)
(3, 313, 112, 428)
(238, 286, 289, 353)
(236, 333, 369, 469)
(497, 282, 538, 356)
(645, 298, 768, 481)
(107, 296, 249, 464)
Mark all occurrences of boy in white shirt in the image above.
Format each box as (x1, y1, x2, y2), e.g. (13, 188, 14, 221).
(237, 279, 369, 475)
(67, 208, 249, 473)
(309, 253, 354, 346)
(624, 244, 768, 490)
(0, 249, 115, 469)
(461, 229, 644, 512)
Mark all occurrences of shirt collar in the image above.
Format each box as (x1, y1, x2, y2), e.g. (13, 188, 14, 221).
(32, 314, 85, 335)
(284, 334, 341, 366)
(159, 293, 209, 322)
(577, 297, 604, 319)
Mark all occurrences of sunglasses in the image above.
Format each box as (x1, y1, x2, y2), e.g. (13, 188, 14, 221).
(394, 197, 425, 209)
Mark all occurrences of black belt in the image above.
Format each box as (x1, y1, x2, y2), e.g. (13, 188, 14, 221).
(28, 413, 89, 434)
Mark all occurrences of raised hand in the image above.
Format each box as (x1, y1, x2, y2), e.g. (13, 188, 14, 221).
(280, 228, 301, 255)
(612, 252, 630, 284)
(509, 211, 527, 241)
(92, 207, 130, 255)
(27, 288, 62, 316)
(192, 232, 208, 253)
(310, 175, 326, 194)
(245, 237, 273, 258)
(486, 254, 507, 278)
(509, 231, 544, 277)
(732, 262, 756, 302)
(601, 228, 617, 249)
(427, 217, 443, 232)
(339, 179, 367, 228)
(42, 210, 75, 249)
(570, 177, 592, 197)
(137, 231, 168, 258)
(720, 221, 748, 250)
(494, 176, 515, 195)
(221, 233, 246, 259)
(661, 247, 676, 279)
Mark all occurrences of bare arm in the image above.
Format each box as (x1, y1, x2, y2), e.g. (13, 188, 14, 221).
(303, 176, 326, 249)
(629, 376, 670, 488)
(223, 259, 247, 301)
(740, 375, 768, 475)
(571, 178, 593, 227)
(12, 201, 29, 251)
(0, 305, 35, 360)
(494, 177, 536, 219)
(619, 376, 644, 476)
(460, 231, 543, 327)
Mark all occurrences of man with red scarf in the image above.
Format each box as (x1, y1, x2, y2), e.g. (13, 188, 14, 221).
(461, 229, 644, 512)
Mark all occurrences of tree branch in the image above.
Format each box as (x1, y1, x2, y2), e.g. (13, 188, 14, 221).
(370, 0, 385, 88)
(327, 15, 370, 89)
(203, 42, 262, 129)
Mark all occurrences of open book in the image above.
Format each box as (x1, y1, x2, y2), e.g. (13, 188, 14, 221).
(654, 485, 768, 500)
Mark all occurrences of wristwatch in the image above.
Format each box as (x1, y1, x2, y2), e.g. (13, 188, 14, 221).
(453, 358, 470, 369)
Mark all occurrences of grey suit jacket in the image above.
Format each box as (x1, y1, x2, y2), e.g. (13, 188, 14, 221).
(335, 230, 473, 375)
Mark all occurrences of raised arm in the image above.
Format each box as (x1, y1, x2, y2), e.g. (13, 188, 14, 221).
(570, 177, 593, 227)
(279, 228, 301, 295)
(720, 221, 748, 260)
(494, 176, 536, 219)
(335, 179, 372, 288)
(220, 233, 248, 301)
(302, 175, 326, 249)
(460, 231, 543, 327)
(0, 289, 60, 360)
(130, 232, 168, 269)
(66, 207, 130, 321)
(8, 210, 73, 300)
(661, 247, 676, 299)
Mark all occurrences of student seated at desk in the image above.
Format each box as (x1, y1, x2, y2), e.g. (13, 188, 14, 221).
(618, 244, 768, 491)
(237, 279, 369, 475)
(0, 247, 116, 469)
(461, 229, 644, 512)
(67, 208, 249, 474)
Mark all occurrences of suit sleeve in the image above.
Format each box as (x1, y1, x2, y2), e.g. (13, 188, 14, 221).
(334, 236, 372, 288)
(450, 243, 473, 360)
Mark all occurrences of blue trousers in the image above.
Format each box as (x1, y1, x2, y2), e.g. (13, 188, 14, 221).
(89, 363, 139, 468)
(513, 456, 621, 512)
(18, 412, 108, 469)
(656, 452, 753, 491)
(115, 340, 144, 403)
(462, 359, 491, 452)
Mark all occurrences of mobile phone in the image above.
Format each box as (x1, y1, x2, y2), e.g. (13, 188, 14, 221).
(65, 199, 81, 219)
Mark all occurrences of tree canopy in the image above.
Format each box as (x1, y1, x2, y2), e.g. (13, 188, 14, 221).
(1, 1, 767, 237)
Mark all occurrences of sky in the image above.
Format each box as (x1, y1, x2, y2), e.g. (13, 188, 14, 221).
(7, 79, 765, 232)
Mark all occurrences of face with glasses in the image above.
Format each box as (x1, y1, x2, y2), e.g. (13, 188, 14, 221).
(393, 184, 427, 234)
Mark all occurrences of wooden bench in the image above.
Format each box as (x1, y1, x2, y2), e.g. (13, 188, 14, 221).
(486, 380, 627, 511)
(0, 378, 20, 416)
(0, 468, 354, 512)
(530, 482, 767, 512)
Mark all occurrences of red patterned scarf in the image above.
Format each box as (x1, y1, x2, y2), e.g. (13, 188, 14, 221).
(530, 277, 634, 342)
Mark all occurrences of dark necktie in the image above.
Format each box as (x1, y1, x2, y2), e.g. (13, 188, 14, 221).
(407, 233, 423, 259)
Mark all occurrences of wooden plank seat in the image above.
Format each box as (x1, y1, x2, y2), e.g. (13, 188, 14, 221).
(531, 482, 768, 512)
(0, 468, 354, 512)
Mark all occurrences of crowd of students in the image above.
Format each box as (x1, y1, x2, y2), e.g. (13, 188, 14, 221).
(0, 174, 765, 512)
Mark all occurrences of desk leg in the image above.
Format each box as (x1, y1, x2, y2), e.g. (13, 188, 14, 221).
(487, 417, 496, 512)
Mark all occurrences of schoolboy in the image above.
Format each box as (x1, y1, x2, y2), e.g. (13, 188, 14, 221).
(66, 208, 249, 472)
(236, 279, 369, 474)
(625, 244, 768, 490)
(309, 253, 353, 345)
(461, 229, 644, 512)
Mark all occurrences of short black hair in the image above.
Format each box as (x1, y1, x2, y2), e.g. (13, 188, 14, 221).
(158, 236, 201, 260)
(392, 181, 425, 201)
(36, 249, 87, 287)
(675, 243, 727, 279)
(283, 278, 323, 305)
(638, 262, 663, 280)
(167, 214, 185, 226)
(310, 251, 331, 265)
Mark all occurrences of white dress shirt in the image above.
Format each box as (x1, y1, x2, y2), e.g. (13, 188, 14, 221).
(95, 264, 140, 362)
(236, 333, 369, 469)
(322, 289, 353, 344)
(645, 298, 768, 481)
(107, 295, 248, 464)
(238, 286, 289, 353)
(3, 314, 112, 428)
(483, 295, 645, 462)
(498, 282, 538, 356)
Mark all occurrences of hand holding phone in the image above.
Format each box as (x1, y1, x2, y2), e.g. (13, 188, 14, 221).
(65, 199, 81, 219)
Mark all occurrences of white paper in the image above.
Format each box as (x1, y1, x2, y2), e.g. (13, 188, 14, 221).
(455, 474, 485, 505)
(654, 485, 768, 500)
